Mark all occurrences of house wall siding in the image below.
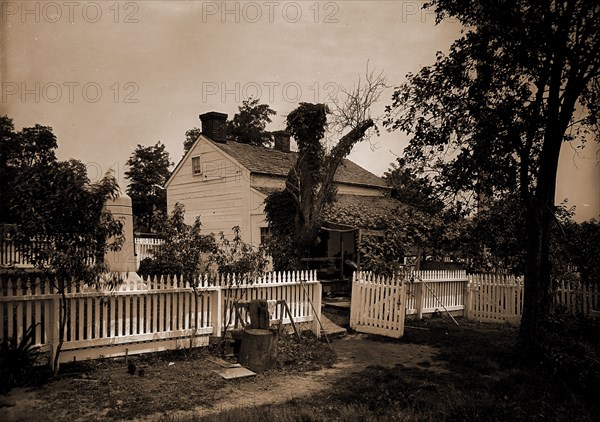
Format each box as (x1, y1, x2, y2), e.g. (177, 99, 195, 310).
(167, 138, 252, 242)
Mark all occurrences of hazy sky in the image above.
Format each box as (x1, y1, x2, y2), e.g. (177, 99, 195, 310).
(1, 1, 598, 221)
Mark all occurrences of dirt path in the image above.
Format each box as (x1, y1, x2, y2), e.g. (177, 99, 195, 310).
(1, 334, 449, 421)
(140, 333, 448, 421)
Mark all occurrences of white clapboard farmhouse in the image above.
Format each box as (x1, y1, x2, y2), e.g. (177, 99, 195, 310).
(165, 112, 398, 256)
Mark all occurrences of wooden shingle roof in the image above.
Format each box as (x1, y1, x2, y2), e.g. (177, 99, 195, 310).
(217, 141, 387, 189)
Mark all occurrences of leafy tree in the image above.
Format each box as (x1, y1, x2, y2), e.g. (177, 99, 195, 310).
(460, 193, 529, 274)
(0, 116, 58, 223)
(227, 98, 276, 147)
(183, 99, 276, 154)
(125, 142, 172, 233)
(137, 203, 216, 280)
(138, 205, 267, 281)
(559, 217, 600, 286)
(385, 1, 600, 349)
(183, 127, 202, 155)
(6, 123, 124, 372)
(211, 226, 268, 279)
(384, 158, 444, 216)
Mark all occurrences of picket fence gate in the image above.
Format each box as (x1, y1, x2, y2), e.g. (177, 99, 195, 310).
(0, 271, 321, 368)
(350, 272, 407, 338)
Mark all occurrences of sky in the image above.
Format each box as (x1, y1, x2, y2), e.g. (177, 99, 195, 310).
(1, 0, 598, 221)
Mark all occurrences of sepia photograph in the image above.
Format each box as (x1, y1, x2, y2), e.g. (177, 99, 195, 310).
(1, 1, 599, 420)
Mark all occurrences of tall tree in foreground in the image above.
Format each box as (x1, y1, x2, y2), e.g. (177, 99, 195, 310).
(385, 0, 599, 349)
(125, 142, 172, 233)
(265, 68, 387, 268)
(5, 121, 124, 372)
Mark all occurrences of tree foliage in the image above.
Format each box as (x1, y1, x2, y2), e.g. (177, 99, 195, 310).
(138, 204, 267, 282)
(183, 127, 202, 155)
(264, 69, 386, 269)
(137, 203, 216, 280)
(384, 158, 444, 215)
(211, 226, 268, 279)
(227, 98, 276, 147)
(566, 219, 600, 285)
(0, 116, 58, 223)
(384, 0, 600, 348)
(125, 142, 172, 233)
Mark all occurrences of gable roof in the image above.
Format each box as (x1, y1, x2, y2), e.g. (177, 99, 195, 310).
(216, 140, 388, 189)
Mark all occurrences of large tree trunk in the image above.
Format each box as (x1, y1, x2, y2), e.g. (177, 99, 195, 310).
(519, 116, 563, 349)
(519, 203, 553, 349)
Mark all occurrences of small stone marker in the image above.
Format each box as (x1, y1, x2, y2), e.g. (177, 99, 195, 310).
(213, 366, 256, 380)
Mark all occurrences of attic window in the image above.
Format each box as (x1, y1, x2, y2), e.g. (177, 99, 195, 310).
(192, 156, 202, 175)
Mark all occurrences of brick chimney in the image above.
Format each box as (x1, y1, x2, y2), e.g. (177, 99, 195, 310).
(199, 112, 228, 143)
(272, 130, 291, 153)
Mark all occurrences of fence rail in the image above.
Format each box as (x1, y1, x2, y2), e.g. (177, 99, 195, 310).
(0, 270, 321, 367)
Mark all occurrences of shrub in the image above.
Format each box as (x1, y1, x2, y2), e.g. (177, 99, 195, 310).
(0, 323, 42, 392)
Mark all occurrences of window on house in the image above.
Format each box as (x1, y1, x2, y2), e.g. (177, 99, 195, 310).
(192, 156, 202, 175)
(260, 227, 271, 244)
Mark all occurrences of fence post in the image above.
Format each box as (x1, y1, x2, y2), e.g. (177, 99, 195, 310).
(464, 277, 472, 319)
(508, 280, 516, 324)
(312, 282, 322, 338)
(415, 279, 425, 320)
(211, 288, 223, 337)
(46, 293, 61, 371)
(350, 272, 359, 328)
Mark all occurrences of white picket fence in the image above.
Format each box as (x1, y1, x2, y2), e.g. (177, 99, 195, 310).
(406, 270, 469, 318)
(134, 236, 164, 268)
(351, 270, 600, 338)
(1, 234, 162, 269)
(552, 280, 600, 315)
(466, 274, 524, 324)
(0, 271, 321, 367)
